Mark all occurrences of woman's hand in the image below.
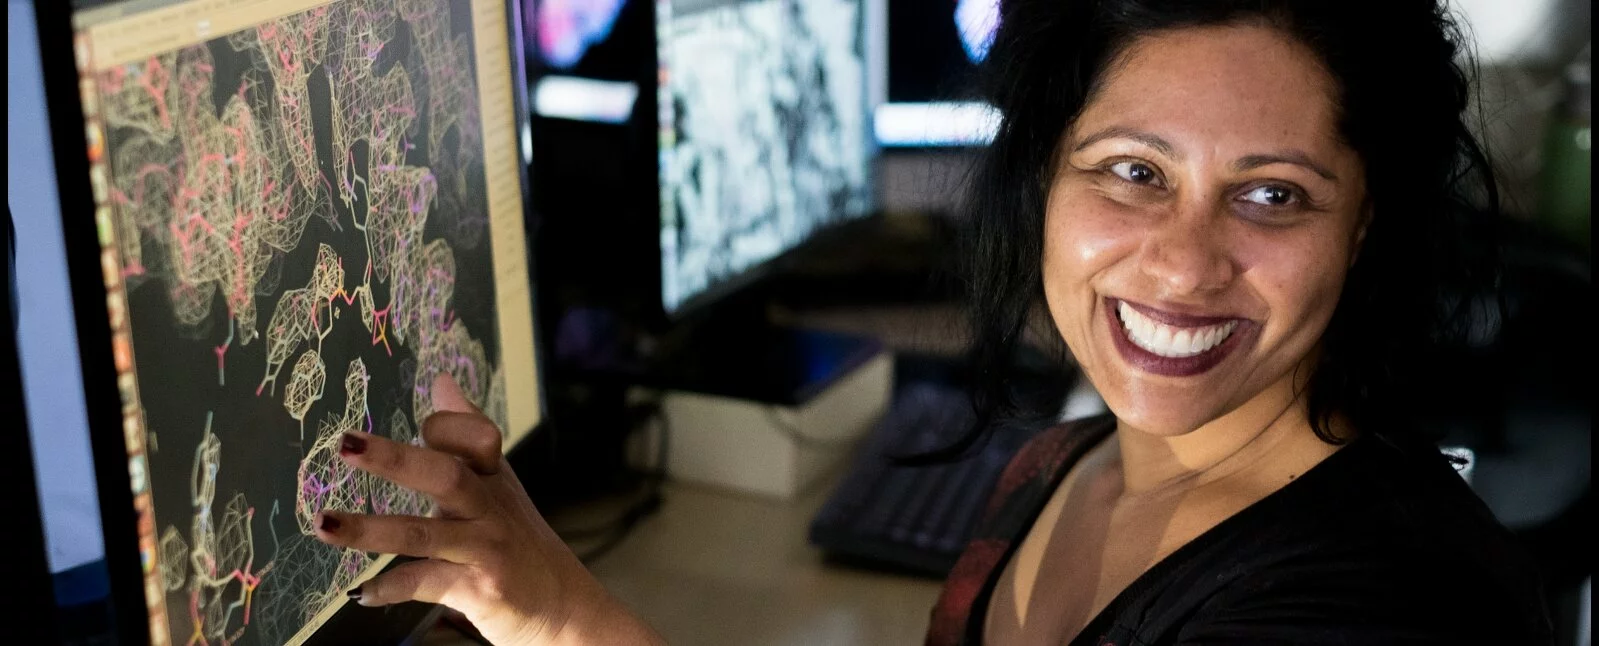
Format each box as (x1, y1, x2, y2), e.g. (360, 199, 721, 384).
(312, 374, 663, 646)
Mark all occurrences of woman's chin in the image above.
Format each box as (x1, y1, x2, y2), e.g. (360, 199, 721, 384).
(1102, 398, 1225, 438)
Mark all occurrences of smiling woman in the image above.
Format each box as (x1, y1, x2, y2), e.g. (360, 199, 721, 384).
(921, 0, 1553, 644)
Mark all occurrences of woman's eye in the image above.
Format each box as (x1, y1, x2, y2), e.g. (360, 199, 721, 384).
(1107, 161, 1162, 186)
(1241, 185, 1298, 207)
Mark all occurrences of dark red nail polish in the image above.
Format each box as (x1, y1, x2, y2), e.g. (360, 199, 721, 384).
(319, 514, 341, 532)
(347, 586, 363, 601)
(340, 433, 367, 456)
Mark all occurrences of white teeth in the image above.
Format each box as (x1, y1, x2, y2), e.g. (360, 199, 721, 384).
(1172, 329, 1193, 353)
(1116, 301, 1239, 358)
(1152, 325, 1174, 352)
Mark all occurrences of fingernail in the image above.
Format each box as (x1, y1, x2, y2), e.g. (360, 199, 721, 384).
(346, 586, 363, 601)
(319, 513, 341, 532)
(340, 433, 367, 456)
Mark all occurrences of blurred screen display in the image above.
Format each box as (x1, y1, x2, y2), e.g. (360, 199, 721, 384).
(886, 0, 987, 103)
(524, 0, 647, 122)
(658, 0, 872, 313)
(535, 0, 629, 68)
(876, 0, 998, 147)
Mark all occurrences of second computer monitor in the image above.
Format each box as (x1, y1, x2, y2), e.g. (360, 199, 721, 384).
(657, 0, 874, 314)
(874, 0, 1000, 148)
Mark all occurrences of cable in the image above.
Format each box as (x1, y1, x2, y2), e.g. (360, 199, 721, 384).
(558, 401, 671, 563)
(571, 492, 663, 563)
(558, 490, 661, 540)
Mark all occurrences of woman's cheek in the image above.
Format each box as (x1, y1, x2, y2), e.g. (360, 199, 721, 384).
(1044, 199, 1143, 349)
(1234, 223, 1351, 338)
(1047, 190, 1142, 274)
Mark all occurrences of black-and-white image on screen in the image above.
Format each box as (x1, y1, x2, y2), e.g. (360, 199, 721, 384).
(659, 0, 872, 313)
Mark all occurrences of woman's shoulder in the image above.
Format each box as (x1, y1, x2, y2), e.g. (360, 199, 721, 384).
(989, 414, 1116, 504)
(925, 414, 1115, 646)
(1311, 434, 1532, 560)
(1176, 435, 1553, 643)
(957, 413, 1116, 557)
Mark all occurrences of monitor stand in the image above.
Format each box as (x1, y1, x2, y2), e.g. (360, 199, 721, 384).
(637, 295, 894, 499)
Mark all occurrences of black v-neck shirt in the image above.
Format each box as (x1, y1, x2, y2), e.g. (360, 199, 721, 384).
(925, 415, 1553, 645)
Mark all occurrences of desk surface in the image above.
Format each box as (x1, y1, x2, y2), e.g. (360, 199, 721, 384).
(427, 470, 945, 645)
(580, 475, 945, 645)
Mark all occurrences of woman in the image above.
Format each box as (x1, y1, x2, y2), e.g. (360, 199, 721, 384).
(312, 0, 1554, 643)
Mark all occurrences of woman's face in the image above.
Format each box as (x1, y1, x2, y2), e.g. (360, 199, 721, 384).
(1043, 24, 1368, 436)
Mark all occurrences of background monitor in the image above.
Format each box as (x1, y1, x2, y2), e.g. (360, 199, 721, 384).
(874, 0, 1000, 148)
(521, 0, 661, 349)
(524, 0, 651, 122)
(10, 0, 106, 585)
(657, 0, 875, 314)
(26, 0, 541, 643)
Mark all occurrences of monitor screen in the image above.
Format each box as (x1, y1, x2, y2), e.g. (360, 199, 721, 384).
(874, 0, 1000, 147)
(657, 0, 873, 314)
(59, 0, 540, 643)
(524, 0, 648, 122)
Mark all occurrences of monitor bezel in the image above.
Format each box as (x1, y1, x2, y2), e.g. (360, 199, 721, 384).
(31, 0, 547, 643)
(30, 0, 145, 641)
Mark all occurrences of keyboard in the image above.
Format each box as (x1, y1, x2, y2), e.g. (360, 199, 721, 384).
(808, 382, 1036, 577)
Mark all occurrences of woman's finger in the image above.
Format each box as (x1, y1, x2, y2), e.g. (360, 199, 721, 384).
(426, 373, 502, 477)
(315, 511, 490, 564)
(350, 558, 473, 608)
(433, 372, 481, 414)
(338, 430, 490, 516)
(421, 411, 503, 476)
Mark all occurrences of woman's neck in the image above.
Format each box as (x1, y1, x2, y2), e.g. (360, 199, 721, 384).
(1111, 368, 1340, 498)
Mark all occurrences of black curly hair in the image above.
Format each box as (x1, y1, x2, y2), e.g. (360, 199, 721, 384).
(948, 0, 1502, 457)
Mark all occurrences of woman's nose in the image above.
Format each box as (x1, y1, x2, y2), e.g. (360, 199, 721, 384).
(1137, 209, 1236, 297)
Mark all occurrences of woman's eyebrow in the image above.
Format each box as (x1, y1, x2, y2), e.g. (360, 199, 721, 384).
(1072, 126, 1179, 160)
(1073, 129, 1341, 183)
(1232, 152, 1339, 182)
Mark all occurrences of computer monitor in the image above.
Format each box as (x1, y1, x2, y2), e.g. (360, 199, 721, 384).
(524, 0, 652, 123)
(657, 0, 875, 315)
(873, 0, 1001, 148)
(23, 0, 542, 644)
(3, 204, 60, 645)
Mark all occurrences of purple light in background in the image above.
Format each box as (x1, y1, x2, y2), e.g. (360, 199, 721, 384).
(529, 0, 628, 69)
(955, 0, 999, 63)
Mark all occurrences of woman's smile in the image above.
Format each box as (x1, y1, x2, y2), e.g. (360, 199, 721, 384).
(1102, 297, 1256, 377)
